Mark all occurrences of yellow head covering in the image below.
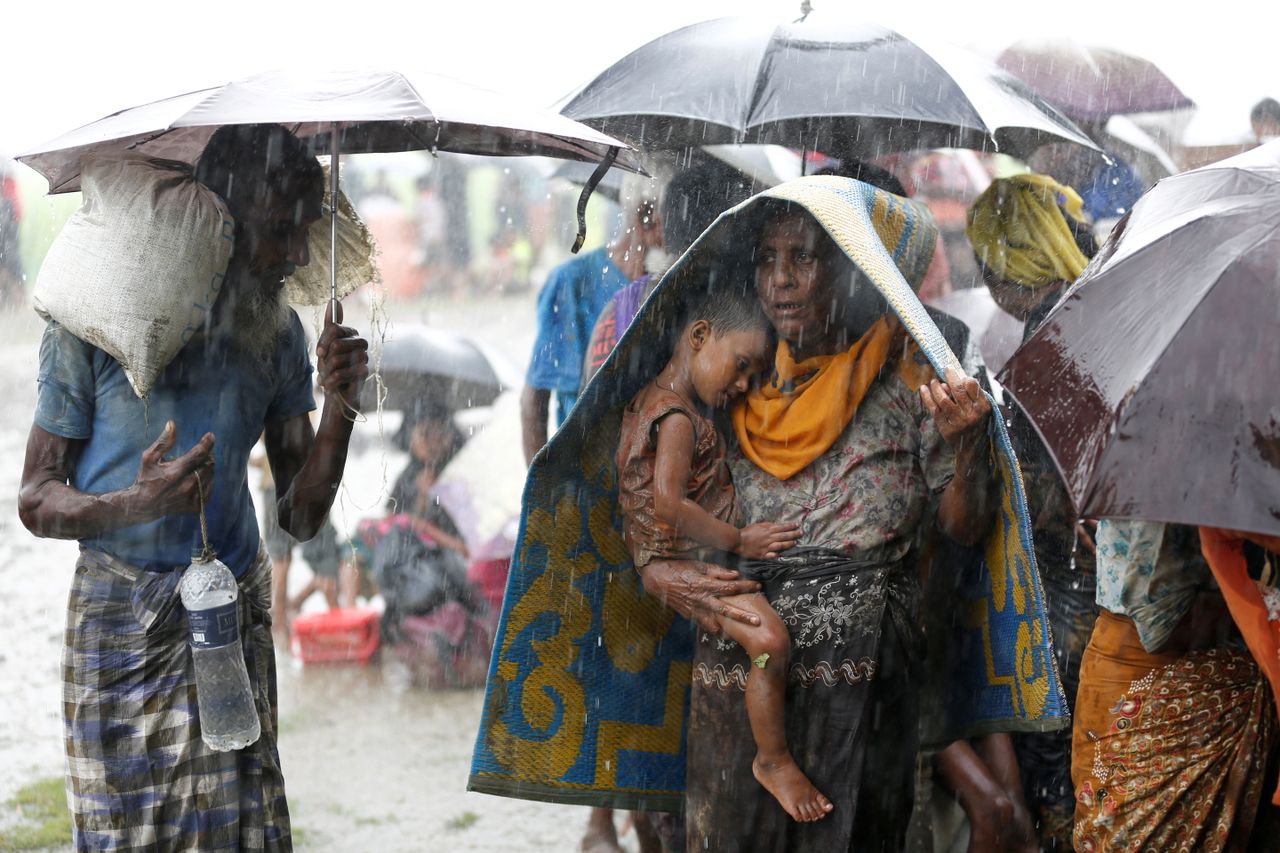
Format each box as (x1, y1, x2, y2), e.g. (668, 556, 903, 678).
(965, 173, 1090, 288)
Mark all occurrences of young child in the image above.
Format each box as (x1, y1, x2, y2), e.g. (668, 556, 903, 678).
(616, 287, 833, 823)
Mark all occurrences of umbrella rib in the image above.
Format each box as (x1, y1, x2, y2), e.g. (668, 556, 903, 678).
(124, 127, 178, 152)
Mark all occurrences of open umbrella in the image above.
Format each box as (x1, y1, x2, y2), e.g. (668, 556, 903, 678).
(559, 16, 1097, 160)
(364, 324, 520, 413)
(19, 68, 640, 194)
(18, 68, 642, 294)
(998, 141, 1280, 536)
(997, 40, 1194, 123)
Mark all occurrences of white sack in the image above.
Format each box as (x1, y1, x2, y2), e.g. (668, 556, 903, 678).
(33, 156, 234, 398)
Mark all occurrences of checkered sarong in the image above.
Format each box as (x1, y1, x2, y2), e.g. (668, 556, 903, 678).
(63, 548, 291, 851)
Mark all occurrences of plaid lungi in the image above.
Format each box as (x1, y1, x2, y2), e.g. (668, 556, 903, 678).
(63, 547, 291, 852)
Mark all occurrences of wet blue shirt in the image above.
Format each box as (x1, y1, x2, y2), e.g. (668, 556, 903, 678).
(525, 246, 627, 426)
(34, 315, 315, 576)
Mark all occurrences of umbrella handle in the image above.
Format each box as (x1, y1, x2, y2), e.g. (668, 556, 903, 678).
(571, 147, 619, 254)
(329, 125, 341, 317)
(326, 123, 363, 424)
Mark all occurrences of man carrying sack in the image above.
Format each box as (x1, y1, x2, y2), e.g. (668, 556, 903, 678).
(18, 123, 369, 851)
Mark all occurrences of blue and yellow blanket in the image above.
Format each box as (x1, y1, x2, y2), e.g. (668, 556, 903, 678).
(469, 176, 1067, 811)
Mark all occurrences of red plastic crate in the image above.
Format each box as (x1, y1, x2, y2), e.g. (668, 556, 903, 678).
(291, 607, 380, 665)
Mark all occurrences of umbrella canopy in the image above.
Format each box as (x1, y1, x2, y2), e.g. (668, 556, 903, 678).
(365, 324, 520, 413)
(998, 141, 1280, 536)
(559, 16, 1097, 160)
(998, 40, 1194, 122)
(19, 68, 641, 194)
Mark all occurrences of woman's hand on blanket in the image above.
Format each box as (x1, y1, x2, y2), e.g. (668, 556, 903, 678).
(133, 420, 215, 517)
(638, 559, 762, 634)
(920, 367, 991, 453)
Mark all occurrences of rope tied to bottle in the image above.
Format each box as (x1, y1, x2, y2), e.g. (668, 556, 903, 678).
(194, 469, 214, 562)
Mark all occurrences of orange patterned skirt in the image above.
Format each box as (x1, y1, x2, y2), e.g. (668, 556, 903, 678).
(1071, 610, 1276, 852)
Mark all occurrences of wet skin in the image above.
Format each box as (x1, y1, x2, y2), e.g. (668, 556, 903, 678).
(652, 318, 798, 558)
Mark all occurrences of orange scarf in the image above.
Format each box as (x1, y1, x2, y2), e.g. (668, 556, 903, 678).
(733, 317, 915, 480)
(1200, 526, 1280, 804)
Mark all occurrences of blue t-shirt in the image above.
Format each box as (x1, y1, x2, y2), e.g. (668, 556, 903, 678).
(35, 314, 316, 576)
(524, 246, 628, 427)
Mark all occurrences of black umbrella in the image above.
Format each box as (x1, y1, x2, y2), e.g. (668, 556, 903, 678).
(560, 16, 1097, 160)
(364, 324, 519, 414)
(998, 141, 1280, 536)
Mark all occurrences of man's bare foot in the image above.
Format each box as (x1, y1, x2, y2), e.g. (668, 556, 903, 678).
(753, 754, 833, 822)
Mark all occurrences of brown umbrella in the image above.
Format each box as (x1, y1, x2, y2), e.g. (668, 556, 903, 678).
(998, 39, 1194, 122)
(998, 142, 1280, 536)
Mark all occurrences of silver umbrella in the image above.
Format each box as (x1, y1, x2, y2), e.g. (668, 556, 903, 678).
(19, 68, 642, 308)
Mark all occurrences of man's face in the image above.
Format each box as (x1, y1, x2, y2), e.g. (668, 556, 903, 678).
(753, 214, 839, 345)
(236, 186, 323, 292)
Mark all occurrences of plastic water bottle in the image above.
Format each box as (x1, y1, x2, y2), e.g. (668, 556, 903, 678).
(179, 556, 261, 751)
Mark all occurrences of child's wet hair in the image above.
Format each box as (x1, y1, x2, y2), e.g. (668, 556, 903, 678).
(681, 282, 770, 337)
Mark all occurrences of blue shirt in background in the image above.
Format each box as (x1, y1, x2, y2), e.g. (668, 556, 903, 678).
(35, 314, 316, 576)
(524, 246, 628, 427)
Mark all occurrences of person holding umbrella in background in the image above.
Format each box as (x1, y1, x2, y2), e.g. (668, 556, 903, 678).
(964, 173, 1101, 849)
(17, 123, 369, 851)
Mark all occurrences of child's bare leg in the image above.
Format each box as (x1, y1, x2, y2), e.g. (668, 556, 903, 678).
(716, 593, 832, 823)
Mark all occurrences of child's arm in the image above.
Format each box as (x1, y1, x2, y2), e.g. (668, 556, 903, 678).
(653, 414, 800, 558)
(653, 412, 742, 553)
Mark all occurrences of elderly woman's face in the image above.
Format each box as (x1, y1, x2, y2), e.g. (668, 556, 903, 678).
(753, 214, 839, 344)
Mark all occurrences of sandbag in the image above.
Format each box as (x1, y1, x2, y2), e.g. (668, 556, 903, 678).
(33, 155, 234, 398)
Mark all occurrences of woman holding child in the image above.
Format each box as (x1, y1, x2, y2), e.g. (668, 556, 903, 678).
(637, 187, 1000, 851)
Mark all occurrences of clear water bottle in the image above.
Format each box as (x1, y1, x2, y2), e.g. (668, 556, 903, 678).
(179, 556, 261, 751)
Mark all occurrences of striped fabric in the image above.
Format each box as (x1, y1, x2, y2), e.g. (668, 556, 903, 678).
(63, 548, 290, 851)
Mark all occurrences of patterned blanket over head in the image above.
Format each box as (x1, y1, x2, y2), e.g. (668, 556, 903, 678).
(469, 176, 1067, 811)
